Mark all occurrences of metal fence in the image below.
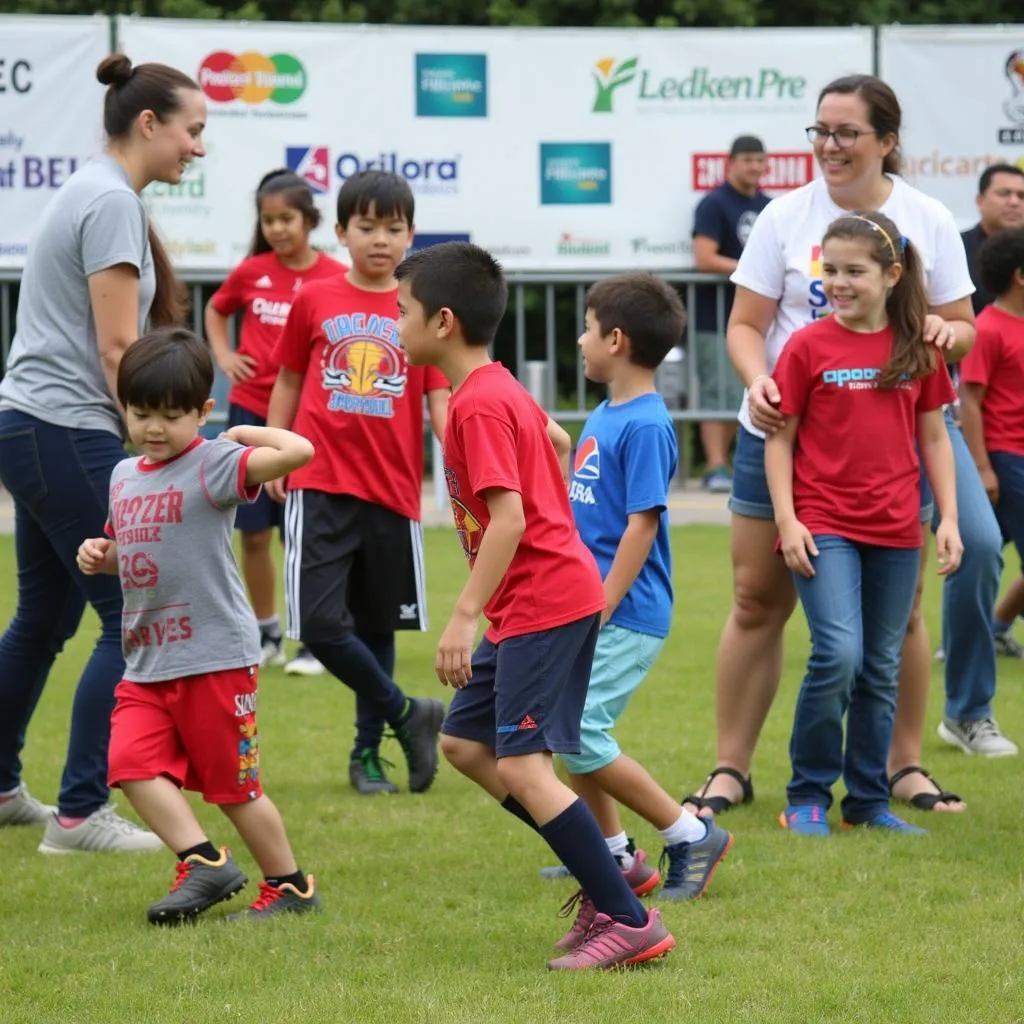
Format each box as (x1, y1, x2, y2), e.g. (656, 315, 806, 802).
(0, 268, 738, 496)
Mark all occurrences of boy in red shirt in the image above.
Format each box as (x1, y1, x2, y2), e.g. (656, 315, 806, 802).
(960, 227, 1024, 714)
(395, 241, 674, 971)
(267, 171, 447, 794)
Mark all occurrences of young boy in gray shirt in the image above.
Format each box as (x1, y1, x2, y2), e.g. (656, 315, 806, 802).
(77, 326, 320, 926)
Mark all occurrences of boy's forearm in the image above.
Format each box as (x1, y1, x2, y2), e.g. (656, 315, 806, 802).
(266, 373, 303, 431)
(453, 516, 523, 620)
(602, 516, 658, 617)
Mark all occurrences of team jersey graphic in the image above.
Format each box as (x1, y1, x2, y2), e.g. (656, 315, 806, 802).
(574, 435, 600, 480)
(450, 497, 483, 560)
(319, 312, 407, 417)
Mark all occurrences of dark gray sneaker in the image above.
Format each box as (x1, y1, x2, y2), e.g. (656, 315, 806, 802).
(226, 875, 321, 921)
(349, 749, 400, 795)
(147, 847, 247, 925)
(394, 698, 446, 793)
(658, 820, 734, 901)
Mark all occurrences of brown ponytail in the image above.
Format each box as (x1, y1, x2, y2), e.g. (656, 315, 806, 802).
(147, 225, 188, 327)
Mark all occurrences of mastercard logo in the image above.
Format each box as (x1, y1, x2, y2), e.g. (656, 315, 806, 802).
(198, 51, 306, 105)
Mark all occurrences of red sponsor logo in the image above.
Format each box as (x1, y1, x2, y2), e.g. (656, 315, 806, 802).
(692, 152, 814, 193)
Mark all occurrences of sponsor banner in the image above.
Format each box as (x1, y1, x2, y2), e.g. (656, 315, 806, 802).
(115, 19, 872, 271)
(879, 26, 1024, 229)
(0, 16, 109, 269)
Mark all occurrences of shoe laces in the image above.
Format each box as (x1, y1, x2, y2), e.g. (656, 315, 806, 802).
(250, 881, 286, 911)
(358, 748, 395, 782)
(658, 842, 692, 890)
(969, 718, 1002, 740)
(168, 859, 195, 893)
(94, 806, 145, 834)
(788, 806, 826, 826)
(558, 888, 597, 938)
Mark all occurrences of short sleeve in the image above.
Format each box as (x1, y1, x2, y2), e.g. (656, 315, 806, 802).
(623, 423, 677, 515)
(209, 261, 250, 317)
(692, 194, 725, 243)
(425, 366, 450, 393)
(80, 191, 148, 276)
(272, 288, 314, 374)
(774, 334, 813, 418)
(918, 359, 958, 412)
(730, 201, 787, 301)
(458, 410, 521, 499)
(199, 438, 260, 508)
(959, 321, 1001, 388)
(925, 207, 976, 307)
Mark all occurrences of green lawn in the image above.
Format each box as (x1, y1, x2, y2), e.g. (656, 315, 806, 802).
(0, 527, 1021, 1024)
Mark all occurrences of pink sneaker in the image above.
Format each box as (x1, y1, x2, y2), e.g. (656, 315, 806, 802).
(553, 849, 661, 951)
(548, 908, 675, 971)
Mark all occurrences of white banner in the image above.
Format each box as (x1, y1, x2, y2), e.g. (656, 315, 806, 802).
(116, 18, 873, 272)
(0, 15, 110, 270)
(880, 25, 1024, 229)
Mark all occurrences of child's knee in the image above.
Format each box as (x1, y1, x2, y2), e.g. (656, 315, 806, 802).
(811, 634, 861, 687)
(441, 734, 485, 773)
(495, 752, 550, 795)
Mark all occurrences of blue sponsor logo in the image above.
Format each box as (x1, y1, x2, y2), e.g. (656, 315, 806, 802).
(540, 143, 612, 205)
(409, 232, 472, 251)
(335, 151, 459, 196)
(415, 54, 488, 118)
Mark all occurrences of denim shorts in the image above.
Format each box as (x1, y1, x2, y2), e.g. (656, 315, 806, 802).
(558, 623, 665, 774)
(728, 425, 934, 525)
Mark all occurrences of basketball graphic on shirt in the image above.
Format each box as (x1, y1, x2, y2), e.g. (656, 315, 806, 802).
(323, 337, 406, 398)
(574, 436, 600, 481)
(450, 498, 483, 560)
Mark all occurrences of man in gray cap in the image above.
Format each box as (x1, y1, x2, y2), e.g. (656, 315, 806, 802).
(691, 135, 770, 493)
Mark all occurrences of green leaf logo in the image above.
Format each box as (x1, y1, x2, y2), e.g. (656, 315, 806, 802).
(592, 56, 638, 113)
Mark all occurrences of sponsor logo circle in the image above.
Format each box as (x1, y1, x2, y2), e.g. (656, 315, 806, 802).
(198, 51, 306, 105)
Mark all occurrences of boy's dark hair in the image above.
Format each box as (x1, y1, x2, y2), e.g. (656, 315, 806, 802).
(394, 242, 508, 346)
(117, 327, 214, 412)
(977, 227, 1024, 297)
(978, 163, 1024, 196)
(249, 168, 322, 256)
(585, 273, 687, 369)
(336, 170, 415, 228)
(822, 211, 932, 388)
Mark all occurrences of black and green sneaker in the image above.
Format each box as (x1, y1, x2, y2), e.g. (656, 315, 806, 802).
(349, 748, 400, 795)
(147, 847, 247, 925)
(394, 698, 446, 793)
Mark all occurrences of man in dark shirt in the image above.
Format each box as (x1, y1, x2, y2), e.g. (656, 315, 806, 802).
(961, 163, 1024, 314)
(691, 135, 770, 493)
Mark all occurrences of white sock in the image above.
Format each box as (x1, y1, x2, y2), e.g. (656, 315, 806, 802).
(658, 810, 708, 846)
(605, 830, 634, 870)
(257, 615, 281, 636)
(0, 785, 20, 801)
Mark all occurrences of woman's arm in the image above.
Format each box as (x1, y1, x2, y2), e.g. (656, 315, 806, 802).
(89, 265, 141, 412)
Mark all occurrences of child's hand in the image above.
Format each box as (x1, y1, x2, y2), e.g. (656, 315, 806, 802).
(265, 477, 287, 504)
(77, 538, 112, 575)
(979, 466, 999, 504)
(923, 315, 958, 352)
(778, 519, 818, 578)
(435, 610, 477, 688)
(935, 519, 964, 576)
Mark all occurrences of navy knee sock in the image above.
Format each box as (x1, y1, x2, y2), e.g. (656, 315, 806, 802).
(537, 799, 646, 927)
(501, 794, 539, 832)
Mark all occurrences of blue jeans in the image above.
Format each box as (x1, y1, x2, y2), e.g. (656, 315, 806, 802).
(790, 536, 920, 822)
(922, 411, 1003, 721)
(0, 412, 126, 817)
(990, 449, 1024, 589)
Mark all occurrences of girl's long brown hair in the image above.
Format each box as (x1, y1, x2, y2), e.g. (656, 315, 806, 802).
(821, 210, 933, 388)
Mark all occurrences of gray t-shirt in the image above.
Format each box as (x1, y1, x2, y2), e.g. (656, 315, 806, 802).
(0, 155, 156, 437)
(106, 437, 262, 683)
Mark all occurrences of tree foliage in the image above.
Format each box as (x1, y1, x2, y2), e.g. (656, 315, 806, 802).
(0, 0, 1018, 26)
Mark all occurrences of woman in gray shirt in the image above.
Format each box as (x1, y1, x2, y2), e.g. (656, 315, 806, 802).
(0, 53, 207, 852)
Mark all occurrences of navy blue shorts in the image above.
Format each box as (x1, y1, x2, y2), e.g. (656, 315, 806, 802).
(442, 613, 601, 758)
(227, 404, 283, 535)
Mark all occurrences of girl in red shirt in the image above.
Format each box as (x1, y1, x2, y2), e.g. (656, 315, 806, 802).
(205, 170, 344, 671)
(765, 211, 963, 835)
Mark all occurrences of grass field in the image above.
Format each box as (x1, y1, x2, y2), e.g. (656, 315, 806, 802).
(0, 526, 1022, 1024)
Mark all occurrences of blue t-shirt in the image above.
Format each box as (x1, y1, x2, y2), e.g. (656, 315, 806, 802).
(569, 393, 677, 638)
(692, 182, 771, 331)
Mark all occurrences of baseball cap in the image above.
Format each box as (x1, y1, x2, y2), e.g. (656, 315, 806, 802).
(729, 136, 766, 158)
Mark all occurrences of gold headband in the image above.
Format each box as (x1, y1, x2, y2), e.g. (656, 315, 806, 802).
(849, 215, 900, 262)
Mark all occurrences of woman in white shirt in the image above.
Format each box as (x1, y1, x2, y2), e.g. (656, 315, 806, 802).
(682, 74, 1014, 821)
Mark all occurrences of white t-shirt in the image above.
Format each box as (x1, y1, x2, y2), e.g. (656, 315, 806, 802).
(731, 175, 974, 436)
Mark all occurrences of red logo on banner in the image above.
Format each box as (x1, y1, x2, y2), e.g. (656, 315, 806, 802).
(692, 152, 814, 192)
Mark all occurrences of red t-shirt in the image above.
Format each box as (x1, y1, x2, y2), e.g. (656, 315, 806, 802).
(773, 318, 956, 548)
(959, 305, 1024, 457)
(443, 362, 605, 643)
(210, 251, 345, 418)
(271, 275, 448, 521)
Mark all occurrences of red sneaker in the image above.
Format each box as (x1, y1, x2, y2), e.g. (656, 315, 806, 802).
(548, 908, 675, 971)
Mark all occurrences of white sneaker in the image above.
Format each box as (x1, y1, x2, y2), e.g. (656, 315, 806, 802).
(38, 805, 165, 854)
(284, 646, 325, 677)
(0, 784, 56, 827)
(260, 635, 287, 668)
(938, 718, 1019, 758)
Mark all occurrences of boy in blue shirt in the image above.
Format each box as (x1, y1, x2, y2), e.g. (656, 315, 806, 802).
(546, 273, 734, 948)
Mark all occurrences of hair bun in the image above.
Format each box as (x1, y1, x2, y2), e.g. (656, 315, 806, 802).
(96, 53, 134, 87)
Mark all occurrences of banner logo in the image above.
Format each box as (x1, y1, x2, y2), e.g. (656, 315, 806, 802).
(592, 57, 638, 113)
(540, 143, 612, 205)
(286, 146, 330, 192)
(999, 50, 1024, 144)
(692, 152, 813, 192)
(415, 54, 487, 117)
(199, 51, 306, 105)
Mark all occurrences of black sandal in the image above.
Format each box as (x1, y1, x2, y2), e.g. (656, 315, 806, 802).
(682, 766, 754, 815)
(888, 765, 962, 811)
